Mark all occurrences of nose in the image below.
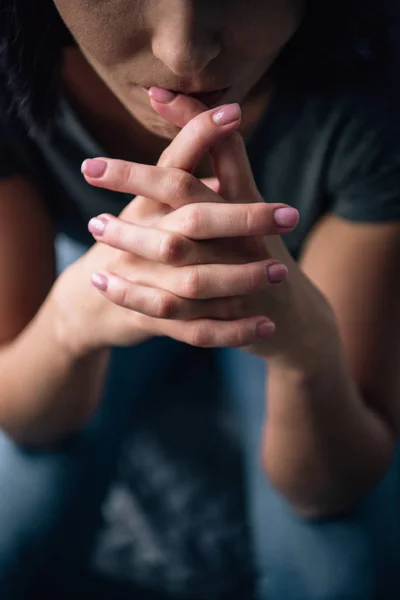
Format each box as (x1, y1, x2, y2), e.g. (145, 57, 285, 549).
(151, 3, 222, 76)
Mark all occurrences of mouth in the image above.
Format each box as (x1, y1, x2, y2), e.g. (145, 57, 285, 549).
(142, 86, 231, 108)
(187, 88, 231, 107)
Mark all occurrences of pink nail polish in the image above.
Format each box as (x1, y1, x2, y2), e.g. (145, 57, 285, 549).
(91, 273, 109, 292)
(212, 103, 241, 126)
(88, 217, 107, 236)
(81, 159, 107, 178)
(274, 207, 299, 228)
(148, 87, 177, 103)
(267, 263, 288, 284)
(256, 320, 276, 338)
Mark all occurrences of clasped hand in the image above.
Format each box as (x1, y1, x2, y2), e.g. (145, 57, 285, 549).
(78, 92, 299, 352)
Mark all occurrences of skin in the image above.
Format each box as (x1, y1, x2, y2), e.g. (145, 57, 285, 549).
(73, 94, 400, 516)
(0, 0, 398, 520)
(55, 0, 305, 153)
(54, 0, 400, 512)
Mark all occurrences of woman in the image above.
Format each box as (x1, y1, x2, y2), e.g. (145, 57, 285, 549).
(0, 0, 399, 598)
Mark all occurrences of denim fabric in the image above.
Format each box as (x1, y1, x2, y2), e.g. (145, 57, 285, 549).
(0, 236, 189, 597)
(0, 234, 249, 599)
(0, 234, 399, 599)
(218, 348, 400, 599)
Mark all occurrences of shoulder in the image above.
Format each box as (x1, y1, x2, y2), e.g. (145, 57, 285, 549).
(320, 82, 400, 223)
(285, 78, 400, 222)
(281, 74, 400, 142)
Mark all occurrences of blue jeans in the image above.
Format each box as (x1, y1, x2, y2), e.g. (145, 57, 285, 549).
(0, 234, 399, 599)
(219, 350, 400, 599)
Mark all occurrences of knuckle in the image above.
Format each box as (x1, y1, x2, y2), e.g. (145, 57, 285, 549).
(245, 203, 272, 235)
(111, 222, 130, 248)
(183, 205, 202, 238)
(158, 147, 169, 167)
(189, 118, 205, 139)
(167, 170, 195, 199)
(245, 205, 258, 234)
(255, 203, 273, 233)
(180, 267, 202, 298)
(112, 280, 129, 308)
(119, 161, 135, 188)
(152, 291, 178, 319)
(189, 323, 212, 348)
(246, 263, 266, 293)
(158, 232, 186, 264)
(229, 323, 249, 347)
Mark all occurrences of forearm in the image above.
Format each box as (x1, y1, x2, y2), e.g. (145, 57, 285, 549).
(0, 286, 110, 446)
(262, 271, 394, 517)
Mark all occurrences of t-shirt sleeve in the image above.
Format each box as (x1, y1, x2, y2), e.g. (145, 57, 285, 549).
(327, 92, 400, 223)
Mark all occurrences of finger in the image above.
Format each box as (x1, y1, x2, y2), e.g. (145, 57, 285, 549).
(210, 132, 257, 202)
(88, 213, 192, 265)
(82, 158, 220, 209)
(149, 87, 208, 128)
(91, 272, 200, 319)
(160, 316, 275, 348)
(132, 259, 287, 300)
(150, 88, 261, 204)
(160, 202, 300, 239)
(92, 270, 266, 321)
(88, 213, 258, 266)
(155, 101, 241, 173)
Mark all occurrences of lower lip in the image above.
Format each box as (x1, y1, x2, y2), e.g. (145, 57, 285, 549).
(143, 87, 231, 108)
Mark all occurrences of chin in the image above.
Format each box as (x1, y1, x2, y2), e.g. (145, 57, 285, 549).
(145, 118, 181, 140)
(128, 104, 182, 139)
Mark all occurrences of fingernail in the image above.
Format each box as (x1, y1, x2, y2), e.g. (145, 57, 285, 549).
(212, 103, 241, 126)
(91, 273, 109, 292)
(256, 320, 276, 338)
(267, 263, 288, 284)
(82, 159, 107, 178)
(274, 207, 299, 228)
(148, 87, 177, 104)
(88, 215, 109, 236)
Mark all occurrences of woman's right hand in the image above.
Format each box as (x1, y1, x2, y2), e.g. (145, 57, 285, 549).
(54, 99, 298, 358)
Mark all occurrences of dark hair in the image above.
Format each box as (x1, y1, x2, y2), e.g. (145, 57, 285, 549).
(0, 0, 398, 129)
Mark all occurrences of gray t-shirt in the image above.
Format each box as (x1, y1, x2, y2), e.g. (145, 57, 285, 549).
(1, 79, 400, 598)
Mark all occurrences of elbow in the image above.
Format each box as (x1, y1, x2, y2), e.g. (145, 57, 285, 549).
(0, 409, 91, 449)
(262, 428, 396, 521)
(265, 471, 361, 521)
(1, 424, 77, 450)
(262, 456, 391, 522)
(289, 499, 363, 522)
(266, 472, 365, 520)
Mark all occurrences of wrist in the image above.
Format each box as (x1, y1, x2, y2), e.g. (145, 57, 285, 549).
(257, 263, 341, 372)
(50, 262, 109, 361)
(276, 300, 339, 373)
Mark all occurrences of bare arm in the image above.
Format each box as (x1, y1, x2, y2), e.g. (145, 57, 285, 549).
(0, 176, 109, 446)
(0, 104, 292, 446)
(263, 214, 400, 517)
